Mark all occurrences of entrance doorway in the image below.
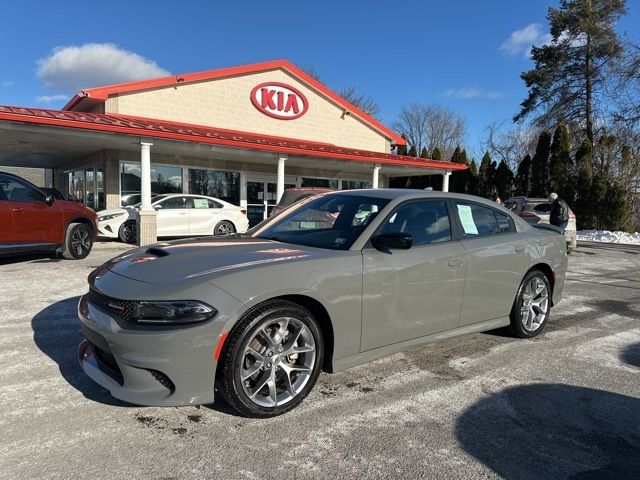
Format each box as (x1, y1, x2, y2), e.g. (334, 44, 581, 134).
(245, 176, 295, 227)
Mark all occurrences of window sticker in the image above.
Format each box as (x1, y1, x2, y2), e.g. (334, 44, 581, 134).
(193, 198, 209, 209)
(457, 204, 478, 235)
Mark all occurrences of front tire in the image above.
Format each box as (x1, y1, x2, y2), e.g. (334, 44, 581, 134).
(118, 220, 137, 244)
(509, 270, 552, 338)
(217, 300, 324, 417)
(61, 223, 93, 260)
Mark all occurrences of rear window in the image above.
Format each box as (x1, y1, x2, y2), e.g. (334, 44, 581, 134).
(279, 191, 314, 207)
(524, 202, 552, 213)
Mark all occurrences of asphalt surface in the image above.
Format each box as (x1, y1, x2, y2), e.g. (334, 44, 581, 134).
(1, 240, 639, 480)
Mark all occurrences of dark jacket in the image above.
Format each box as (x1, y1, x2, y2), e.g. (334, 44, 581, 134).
(550, 198, 570, 227)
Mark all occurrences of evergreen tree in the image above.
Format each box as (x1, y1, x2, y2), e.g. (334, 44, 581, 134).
(451, 146, 462, 163)
(515, 154, 533, 195)
(530, 130, 552, 197)
(495, 160, 514, 200)
(549, 124, 572, 199)
(478, 152, 495, 198)
(449, 146, 467, 192)
(408, 145, 417, 157)
(601, 181, 631, 231)
(515, 0, 627, 143)
(574, 139, 594, 228)
(431, 147, 442, 160)
(420, 147, 429, 159)
(467, 159, 479, 195)
(397, 135, 408, 156)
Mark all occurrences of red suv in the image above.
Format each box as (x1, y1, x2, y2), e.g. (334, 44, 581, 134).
(0, 171, 97, 259)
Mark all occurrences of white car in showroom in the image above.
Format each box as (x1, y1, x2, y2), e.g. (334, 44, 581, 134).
(97, 194, 249, 243)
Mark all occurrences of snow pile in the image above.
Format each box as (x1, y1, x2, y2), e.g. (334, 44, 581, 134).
(577, 230, 640, 245)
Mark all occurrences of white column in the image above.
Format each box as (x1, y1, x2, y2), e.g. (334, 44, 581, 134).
(140, 141, 153, 211)
(276, 154, 287, 202)
(372, 165, 381, 189)
(442, 170, 451, 192)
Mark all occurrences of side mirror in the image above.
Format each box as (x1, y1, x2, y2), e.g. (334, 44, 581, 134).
(44, 195, 55, 206)
(154, 204, 162, 210)
(371, 233, 413, 251)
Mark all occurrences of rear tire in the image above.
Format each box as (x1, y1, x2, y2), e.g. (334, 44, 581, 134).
(217, 300, 324, 418)
(214, 220, 235, 236)
(509, 270, 552, 338)
(61, 223, 93, 260)
(118, 220, 137, 243)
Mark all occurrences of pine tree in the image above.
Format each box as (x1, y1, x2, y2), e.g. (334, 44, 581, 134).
(431, 147, 442, 160)
(467, 159, 479, 195)
(451, 146, 462, 163)
(478, 152, 495, 198)
(575, 139, 594, 229)
(420, 147, 429, 159)
(397, 135, 408, 156)
(530, 130, 552, 197)
(495, 160, 514, 200)
(408, 145, 417, 157)
(515, 154, 533, 196)
(549, 124, 572, 197)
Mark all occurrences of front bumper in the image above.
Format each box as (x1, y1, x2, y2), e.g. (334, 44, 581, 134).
(78, 294, 225, 406)
(97, 220, 121, 238)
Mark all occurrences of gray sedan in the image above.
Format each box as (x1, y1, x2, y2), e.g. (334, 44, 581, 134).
(78, 189, 568, 417)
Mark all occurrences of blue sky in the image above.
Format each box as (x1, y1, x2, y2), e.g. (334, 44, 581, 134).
(1, 0, 637, 156)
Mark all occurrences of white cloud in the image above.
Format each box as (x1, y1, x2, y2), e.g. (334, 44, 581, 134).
(35, 94, 70, 104)
(0, 81, 13, 87)
(444, 86, 504, 100)
(500, 23, 552, 57)
(37, 43, 170, 92)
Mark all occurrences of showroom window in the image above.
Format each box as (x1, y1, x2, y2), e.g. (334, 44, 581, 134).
(188, 169, 240, 205)
(120, 163, 182, 196)
(301, 177, 339, 189)
(342, 180, 372, 190)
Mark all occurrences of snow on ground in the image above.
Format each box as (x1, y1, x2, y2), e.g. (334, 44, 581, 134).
(577, 230, 640, 245)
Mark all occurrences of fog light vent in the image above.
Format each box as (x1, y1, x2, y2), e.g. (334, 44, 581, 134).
(148, 369, 175, 393)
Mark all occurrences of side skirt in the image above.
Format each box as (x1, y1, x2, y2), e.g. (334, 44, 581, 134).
(331, 316, 511, 373)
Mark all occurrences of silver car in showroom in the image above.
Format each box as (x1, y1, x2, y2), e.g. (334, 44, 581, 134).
(78, 189, 567, 417)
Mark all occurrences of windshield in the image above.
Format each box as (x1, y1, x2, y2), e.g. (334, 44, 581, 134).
(253, 194, 390, 250)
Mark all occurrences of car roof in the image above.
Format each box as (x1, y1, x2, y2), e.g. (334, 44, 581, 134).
(328, 188, 503, 206)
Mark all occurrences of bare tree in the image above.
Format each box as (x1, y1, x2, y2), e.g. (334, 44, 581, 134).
(483, 121, 539, 169)
(338, 85, 380, 118)
(392, 103, 466, 159)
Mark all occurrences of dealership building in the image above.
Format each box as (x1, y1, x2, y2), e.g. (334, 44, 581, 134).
(0, 59, 466, 244)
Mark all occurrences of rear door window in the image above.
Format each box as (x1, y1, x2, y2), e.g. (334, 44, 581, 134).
(496, 210, 515, 233)
(455, 202, 499, 237)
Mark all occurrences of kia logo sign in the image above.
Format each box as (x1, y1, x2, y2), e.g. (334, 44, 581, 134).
(250, 82, 308, 120)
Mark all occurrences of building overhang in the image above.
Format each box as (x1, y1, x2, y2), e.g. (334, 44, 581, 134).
(0, 105, 467, 175)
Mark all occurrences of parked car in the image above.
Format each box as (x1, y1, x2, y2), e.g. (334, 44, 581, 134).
(504, 196, 577, 252)
(0, 171, 97, 259)
(97, 193, 249, 243)
(79, 190, 567, 417)
(270, 187, 334, 216)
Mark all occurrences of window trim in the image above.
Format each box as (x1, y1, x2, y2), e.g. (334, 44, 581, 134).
(451, 200, 518, 240)
(365, 198, 456, 250)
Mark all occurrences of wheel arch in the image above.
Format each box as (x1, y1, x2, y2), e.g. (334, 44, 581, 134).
(65, 215, 96, 240)
(527, 262, 555, 305)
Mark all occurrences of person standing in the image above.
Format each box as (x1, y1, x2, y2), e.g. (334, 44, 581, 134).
(548, 192, 569, 231)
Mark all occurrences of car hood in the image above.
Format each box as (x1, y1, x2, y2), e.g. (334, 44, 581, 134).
(97, 207, 134, 219)
(104, 236, 330, 284)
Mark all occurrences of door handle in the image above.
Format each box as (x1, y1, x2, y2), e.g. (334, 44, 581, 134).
(11, 208, 24, 213)
(514, 246, 525, 254)
(448, 259, 463, 268)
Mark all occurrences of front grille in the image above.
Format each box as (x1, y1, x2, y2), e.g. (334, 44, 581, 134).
(89, 288, 136, 322)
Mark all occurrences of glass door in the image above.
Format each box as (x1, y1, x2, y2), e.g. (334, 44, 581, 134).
(246, 178, 295, 227)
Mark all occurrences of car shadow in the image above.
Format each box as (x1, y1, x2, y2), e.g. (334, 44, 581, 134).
(455, 383, 640, 479)
(0, 251, 61, 265)
(620, 342, 640, 368)
(31, 296, 132, 407)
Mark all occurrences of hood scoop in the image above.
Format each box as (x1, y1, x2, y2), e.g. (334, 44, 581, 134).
(146, 247, 170, 257)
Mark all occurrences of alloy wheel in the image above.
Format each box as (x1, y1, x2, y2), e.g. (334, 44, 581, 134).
(216, 222, 233, 235)
(71, 227, 91, 256)
(240, 317, 316, 407)
(123, 223, 136, 243)
(520, 277, 549, 332)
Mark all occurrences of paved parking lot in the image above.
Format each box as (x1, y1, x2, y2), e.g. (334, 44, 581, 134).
(1, 240, 639, 479)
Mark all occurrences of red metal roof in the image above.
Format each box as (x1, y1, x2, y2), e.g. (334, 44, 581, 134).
(0, 105, 467, 171)
(62, 59, 406, 146)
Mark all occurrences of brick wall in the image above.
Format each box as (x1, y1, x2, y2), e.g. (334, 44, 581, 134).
(105, 69, 390, 153)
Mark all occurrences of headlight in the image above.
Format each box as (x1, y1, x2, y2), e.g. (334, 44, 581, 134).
(98, 213, 125, 222)
(131, 300, 217, 325)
